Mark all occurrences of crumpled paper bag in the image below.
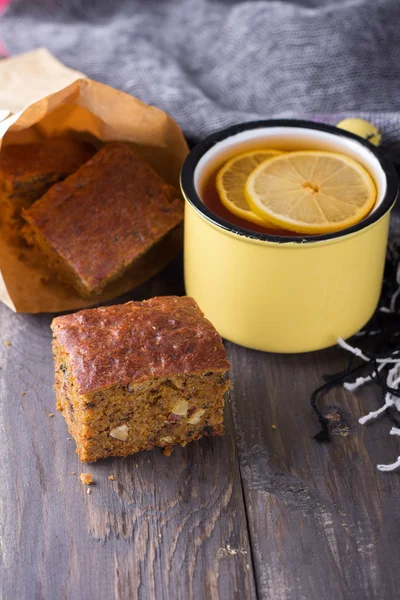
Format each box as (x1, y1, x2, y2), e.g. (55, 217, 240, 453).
(0, 48, 189, 313)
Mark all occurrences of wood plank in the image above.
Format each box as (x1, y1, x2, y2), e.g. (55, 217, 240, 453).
(0, 259, 257, 600)
(228, 343, 400, 600)
(2, 250, 400, 600)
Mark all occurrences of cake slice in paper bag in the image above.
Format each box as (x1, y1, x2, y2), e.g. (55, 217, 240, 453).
(0, 48, 188, 313)
(22, 142, 183, 298)
(0, 138, 95, 220)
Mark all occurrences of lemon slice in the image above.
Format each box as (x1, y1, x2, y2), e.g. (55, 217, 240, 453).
(216, 150, 282, 226)
(245, 151, 376, 234)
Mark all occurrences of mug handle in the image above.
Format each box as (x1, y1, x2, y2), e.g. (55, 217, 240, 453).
(335, 117, 381, 146)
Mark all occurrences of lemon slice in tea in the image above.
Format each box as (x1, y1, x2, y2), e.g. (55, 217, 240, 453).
(245, 150, 376, 234)
(216, 150, 282, 226)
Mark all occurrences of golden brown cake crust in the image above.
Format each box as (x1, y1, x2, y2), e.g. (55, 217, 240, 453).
(0, 138, 94, 180)
(22, 142, 183, 295)
(51, 296, 230, 395)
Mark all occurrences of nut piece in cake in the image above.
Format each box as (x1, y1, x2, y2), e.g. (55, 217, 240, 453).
(51, 296, 230, 462)
(22, 142, 183, 297)
(0, 138, 94, 218)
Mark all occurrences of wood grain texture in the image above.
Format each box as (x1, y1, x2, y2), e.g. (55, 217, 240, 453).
(0, 258, 256, 600)
(228, 344, 400, 600)
(0, 255, 399, 600)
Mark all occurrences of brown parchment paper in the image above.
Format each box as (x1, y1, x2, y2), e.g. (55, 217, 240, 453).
(0, 48, 189, 313)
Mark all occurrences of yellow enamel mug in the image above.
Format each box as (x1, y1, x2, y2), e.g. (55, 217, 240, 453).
(180, 120, 399, 353)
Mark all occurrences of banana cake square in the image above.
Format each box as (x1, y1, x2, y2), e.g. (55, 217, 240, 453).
(0, 138, 94, 216)
(51, 296, 230, 462)
(22, 142, 183, 297)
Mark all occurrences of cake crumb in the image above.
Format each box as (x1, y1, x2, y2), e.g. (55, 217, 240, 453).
(217, 544, 248, 558)
(271, 424, 277, 430)
(48, 412, 54, 417)
(135, 463, 139, 468)
(87, 488, 92, 495)
(80, 473, 93, 485)
(108, 475, 115, 481)
(71, 472, 76, 475)
(21, 391, 26, 396)
(67, 437, 71, 440)
(4, 341, 11, 347)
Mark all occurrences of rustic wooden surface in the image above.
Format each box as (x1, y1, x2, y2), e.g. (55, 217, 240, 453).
(0, 254, 399, 600)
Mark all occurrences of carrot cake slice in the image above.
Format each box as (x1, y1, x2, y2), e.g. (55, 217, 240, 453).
(51, 296, 230, 462)
(22, 142, 183, 297)
(0, 138, 94, 216)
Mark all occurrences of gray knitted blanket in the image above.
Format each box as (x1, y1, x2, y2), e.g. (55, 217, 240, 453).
(1, 0, 400, 150)
(2, 0, 400, 469)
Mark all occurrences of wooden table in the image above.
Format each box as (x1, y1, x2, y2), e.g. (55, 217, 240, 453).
(0, 254, 399, 600)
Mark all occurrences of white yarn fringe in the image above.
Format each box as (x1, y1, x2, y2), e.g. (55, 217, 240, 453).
(377, 457, 400, 472)
(390, 262, 400, 312)
(338, 337, 400, 472)
(379, 261, 400, 315)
